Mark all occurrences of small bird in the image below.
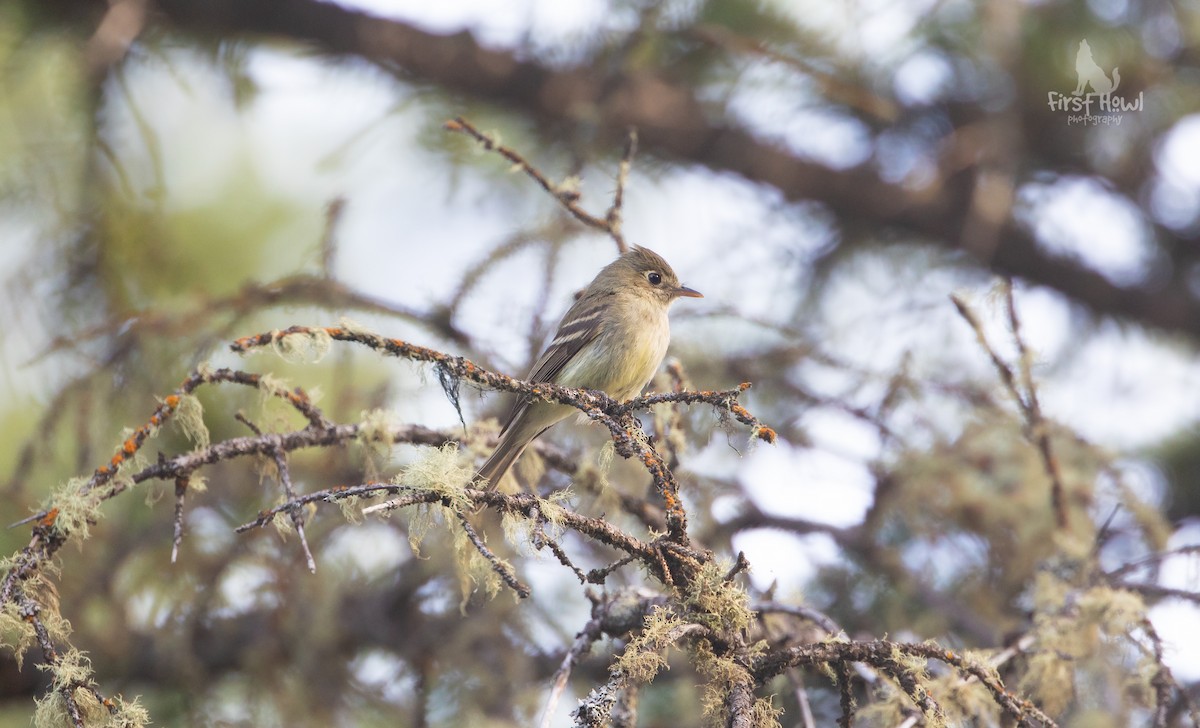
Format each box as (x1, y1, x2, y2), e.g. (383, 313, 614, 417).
(477, 246, 702, 489)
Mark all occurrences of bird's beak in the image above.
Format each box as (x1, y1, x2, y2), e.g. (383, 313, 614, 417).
(674, 285, 703, 299)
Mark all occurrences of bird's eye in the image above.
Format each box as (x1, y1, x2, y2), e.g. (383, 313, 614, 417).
(647, 272, 662, 285)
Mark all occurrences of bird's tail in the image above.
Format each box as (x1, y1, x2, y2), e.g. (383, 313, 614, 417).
(474, 437, 529, 490)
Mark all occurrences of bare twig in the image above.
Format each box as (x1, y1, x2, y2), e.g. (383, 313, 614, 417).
(754, 601, 843, 636)
(533, 519, 587, 583)
(541, 617, 604, 728)
(603, 129, 638, 253)
(1106, 544, 1200, 580)
(236, 412, 317, 573)
(455, 511, 531, 598)
(320, 197, 346, 278)
(586, 553, 639, 584)
(272, 446, 317, 573)
(445, 117, 637, 253)
(951, 288, 1069, 530)
(171, 476, 187, 564)
(1001, 281, 1069, 530)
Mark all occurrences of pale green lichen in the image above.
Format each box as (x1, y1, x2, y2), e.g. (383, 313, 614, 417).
(0, 601, 36, 670)
(694, 642, 745, 722)
(1078, 586, 1147, 637)
(939, 677, 1002, 726)
(614, 605, 684, 683)
(338, 317, 373, 336)
(685, 559, 754, 633)
(355, 408, 399, 486)
(1019, 649, 1075, 716)
(174, 394, 210, 449)
(500, 511, 532, 553)
(271, 327, 332, 363)
(105, 695, 151, 728)
(356, 409, 397, 448)
(251, 374, 293, 431)
(46, 477, 103, 542)
(32, 691, 67, 728)
(337, 493, 364, 525)
(536, 489, 573, 532)
(397, 444, 474, 511)
(749, 697, 783, 728)
(693, 641, 780, 728)
(856, 695, 909, 727)
(449, 524, 506, 611)
(500, 488, 576, 554)
(1021, 573, 1154, 718)
(272, 502, 295, 537)
(46, 647, 93, 689)
(395, 443, 476, 561)
(596, 440, 615, 474)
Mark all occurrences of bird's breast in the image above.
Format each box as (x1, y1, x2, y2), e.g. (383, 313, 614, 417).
(602, 297, 671, 401)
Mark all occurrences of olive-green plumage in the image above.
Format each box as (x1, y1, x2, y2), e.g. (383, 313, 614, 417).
(477, 246, 702, 489)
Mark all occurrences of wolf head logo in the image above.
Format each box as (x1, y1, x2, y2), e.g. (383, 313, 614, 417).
(1073, 39, 1121, 96)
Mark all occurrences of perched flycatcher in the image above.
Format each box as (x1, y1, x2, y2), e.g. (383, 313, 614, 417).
(477, 246, 702, 488)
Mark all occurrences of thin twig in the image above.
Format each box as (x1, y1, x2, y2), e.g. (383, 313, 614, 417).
(455, 511, 531, 598)
(540, 617, 604, 728)
(603, 128, 638, 253)
(445, 116, 637, 253)
(753, 601, 844, 636)
(1002, 281, 1068, 530)
(171, 476, 187, 564)
(271, 445, 317, 574)
(1106, 544, 1200, 580)
(320, 197, 346, 279)
(586, 553, 639, 584)
(951, 290, 1069, 530)
(533, 519, 587, 583)
(236, 413, 317, 571)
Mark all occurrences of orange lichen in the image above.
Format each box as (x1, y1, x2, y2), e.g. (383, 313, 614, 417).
(756, 427, 777, 444)
(164, 395, 180, 408)
(40, 508, 59, 528)
(122, 439, 138, 455)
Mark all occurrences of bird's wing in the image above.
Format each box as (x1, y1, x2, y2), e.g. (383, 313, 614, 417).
(498, 293, 610, 433)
